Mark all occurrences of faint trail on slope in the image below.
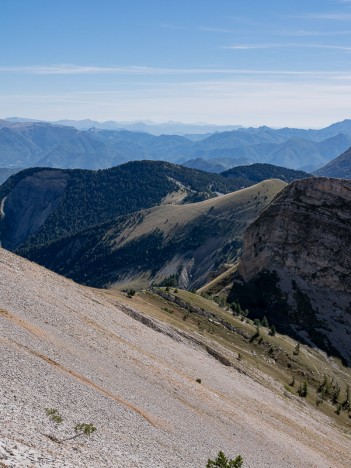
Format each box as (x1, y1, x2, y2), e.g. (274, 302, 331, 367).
(13, 339, 166, 429)
(0, 308, 166, 429)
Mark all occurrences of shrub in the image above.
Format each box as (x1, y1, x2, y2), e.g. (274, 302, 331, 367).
(74, 423, 97, 437)
(250, 324, 260, 342)
(261, 316, 269, 328)
(207, 451, 243, 467)
(126, 288, 136, 298)
(293, 343, 300, 355)
(44, 408, 97, 443)
(231, 302, 243, 316)
(45, 408, 63, 425)
(342, 385, 351, 411)
(298, 381, 308, 398)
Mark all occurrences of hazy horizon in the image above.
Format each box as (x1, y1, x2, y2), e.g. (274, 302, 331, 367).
(2, 115, 341, 131)
(2, 0, 351, 127)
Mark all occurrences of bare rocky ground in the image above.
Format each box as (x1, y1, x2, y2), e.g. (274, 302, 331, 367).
(0, 248, 350, 467)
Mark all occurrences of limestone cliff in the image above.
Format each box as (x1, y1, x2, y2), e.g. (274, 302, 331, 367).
(0, 170, 69, 250)
(234, 177, 351, 364)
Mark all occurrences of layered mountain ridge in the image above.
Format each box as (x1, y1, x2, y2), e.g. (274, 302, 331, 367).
(2, 118, 351, 171)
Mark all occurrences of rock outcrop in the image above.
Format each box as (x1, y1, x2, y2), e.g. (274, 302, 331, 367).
(0, 170, 68, 250)
(236, 177, 351, 364)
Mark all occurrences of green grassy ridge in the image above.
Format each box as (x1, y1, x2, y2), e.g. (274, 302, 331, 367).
(1, 161, 311, 253)
(17, 180, 285, 289)
(1, 161, 250, 251)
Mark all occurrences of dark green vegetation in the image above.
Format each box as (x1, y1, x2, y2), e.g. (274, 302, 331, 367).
(228, 270, 291, 333)
(315, 145, 351, 178)
(15, 179, 285, 289)
(0, 161, 247, 251)
(2, 118, 351, 171)
(227, 270, 344, 362)
(18, 214, 224, 288)
(206, 451, 243, 467)
(221, 163, 311, 184)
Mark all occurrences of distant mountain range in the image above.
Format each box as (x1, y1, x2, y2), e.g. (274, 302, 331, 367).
(182, 157, 252, 173)
(2, 118, 351, 172)
(314, 146, 351, 178)
(6, 117, 242, 136)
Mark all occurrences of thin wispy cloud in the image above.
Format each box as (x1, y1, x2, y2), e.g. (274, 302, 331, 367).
(280, 29, 351, 37)
(300, 12, 351, 20)
(224, 44, 274, 50)
(1, 64, 351, 78)
(0, 65, 186, 75)
(224, 42, 351, 52)
(312, 44, 351, 50)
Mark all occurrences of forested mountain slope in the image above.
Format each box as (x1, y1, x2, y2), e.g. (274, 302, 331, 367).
(16, 180, 286, 289)
(0, 161, 247, 251)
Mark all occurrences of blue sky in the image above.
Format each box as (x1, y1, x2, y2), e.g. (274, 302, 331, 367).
(2, 0, 351, 127)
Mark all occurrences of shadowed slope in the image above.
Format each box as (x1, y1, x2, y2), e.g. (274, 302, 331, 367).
(18, 179, 286, 289)
(233, 177, 351, 364)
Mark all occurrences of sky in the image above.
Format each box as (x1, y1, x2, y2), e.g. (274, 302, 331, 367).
(2, 0, 351, 128)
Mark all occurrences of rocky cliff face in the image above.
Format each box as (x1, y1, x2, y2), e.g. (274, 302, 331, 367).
(0, 170, 68, 250)
(235, 177, 351, 364)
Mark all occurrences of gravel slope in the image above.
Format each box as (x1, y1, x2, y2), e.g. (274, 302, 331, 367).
(0, 248, 350, 467)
